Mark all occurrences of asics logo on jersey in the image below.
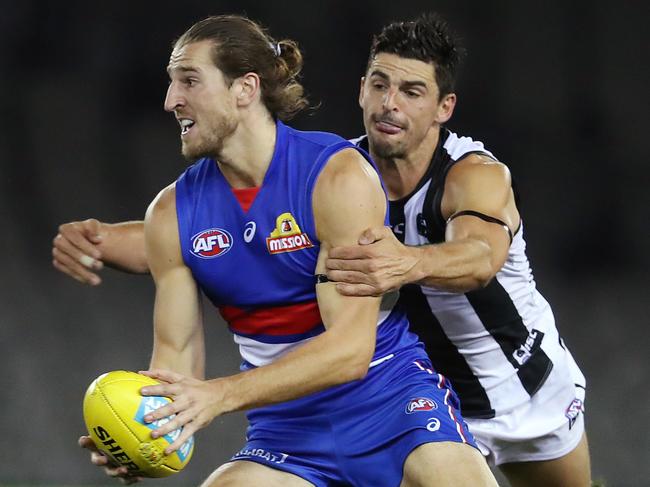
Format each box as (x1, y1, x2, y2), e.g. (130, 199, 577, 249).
(243, 221, 256, 243)
(266, 212, 313, 254)
(191, 228, 233, 258)
(426, 418, 441, 432)
(405, 397, 438, 414)
(512, 329, 544, 366)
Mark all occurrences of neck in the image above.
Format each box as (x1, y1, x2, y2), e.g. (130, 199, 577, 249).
(217, 110, 277, 188)
(369, 126, 441, 200)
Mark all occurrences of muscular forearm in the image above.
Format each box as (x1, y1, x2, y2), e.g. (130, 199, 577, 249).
(100, 221, 149, 273)
(150, 340, 205, 380)
(216, 324, 374, 414)
(408, 238, 495, 292)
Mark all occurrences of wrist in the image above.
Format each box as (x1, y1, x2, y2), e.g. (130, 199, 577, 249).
(403, 245, 423, 284)
(406, 245, 434, 285)
(208, 376, 238, 415)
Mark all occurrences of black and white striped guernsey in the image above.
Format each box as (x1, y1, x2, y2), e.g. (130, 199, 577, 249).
(352, 128, 575, 419)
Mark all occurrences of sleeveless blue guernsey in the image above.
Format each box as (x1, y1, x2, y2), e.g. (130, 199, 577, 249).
(175, 121, 419, 368)
(174, 122, 477, 485)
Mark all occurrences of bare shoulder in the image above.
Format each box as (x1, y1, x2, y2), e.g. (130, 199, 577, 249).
(313, 148, 385, 245)
(448, 153, 512, 186)
(144, 183, 182, 272)
(316, 147, 383, 192)
(145, 183, 177, 228)
(442, 153, 517, 221)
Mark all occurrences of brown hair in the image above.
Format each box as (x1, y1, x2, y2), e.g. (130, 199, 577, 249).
(176, 15, 309, 121)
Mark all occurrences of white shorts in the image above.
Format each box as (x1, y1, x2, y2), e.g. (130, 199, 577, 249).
(466, 349, 586, 467)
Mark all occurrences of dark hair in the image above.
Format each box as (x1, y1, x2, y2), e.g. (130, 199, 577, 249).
(367, 13, 464, 99)
(176, 15, 309, 121)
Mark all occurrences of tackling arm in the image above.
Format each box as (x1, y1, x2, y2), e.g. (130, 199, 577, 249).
(52, 219, 148, 285)
(327, 154, 520, 294)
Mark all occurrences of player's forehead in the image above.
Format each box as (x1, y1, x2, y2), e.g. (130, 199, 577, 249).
(367, 52, 436, 86)
(167, 40, 215, 75)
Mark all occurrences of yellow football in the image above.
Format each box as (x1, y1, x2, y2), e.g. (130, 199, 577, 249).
(83, 370, 194, 478)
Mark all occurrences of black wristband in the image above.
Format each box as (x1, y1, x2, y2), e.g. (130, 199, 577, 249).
(315, 274, 330, 284)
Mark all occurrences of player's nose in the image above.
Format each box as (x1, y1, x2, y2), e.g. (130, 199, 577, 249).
(164, 81, 185, 112)
(382, 87, 399, 111)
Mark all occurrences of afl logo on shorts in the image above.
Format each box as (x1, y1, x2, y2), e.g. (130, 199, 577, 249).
(191, 228, 233, 258)
(405, 397, 438, 414)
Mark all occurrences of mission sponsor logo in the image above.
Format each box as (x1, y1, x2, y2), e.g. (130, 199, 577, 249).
(405, 397, 438, 414)
(266, 212, 314, 254)
(191, 228, 233, 258)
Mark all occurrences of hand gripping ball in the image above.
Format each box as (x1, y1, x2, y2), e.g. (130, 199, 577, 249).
(83, 370, 194, 477)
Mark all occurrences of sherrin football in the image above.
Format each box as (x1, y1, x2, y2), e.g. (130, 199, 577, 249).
(83, 370, 194, 477)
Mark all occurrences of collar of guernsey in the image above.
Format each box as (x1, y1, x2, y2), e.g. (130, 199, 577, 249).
(174, 120, 419, 367)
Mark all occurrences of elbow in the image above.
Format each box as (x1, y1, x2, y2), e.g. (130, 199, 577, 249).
(474, 263, 495, 289)
(464, 241, 498, 290)
(341, 346, 374, 382)
(451, 260, 495, 293)
(347, 362, 370, 382)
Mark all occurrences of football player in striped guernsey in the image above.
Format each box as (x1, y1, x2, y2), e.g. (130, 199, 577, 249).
(329, 14, 592, 487)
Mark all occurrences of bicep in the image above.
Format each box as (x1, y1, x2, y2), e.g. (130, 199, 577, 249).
(313, 149, 385, 334)
(442, 158, 520, 266)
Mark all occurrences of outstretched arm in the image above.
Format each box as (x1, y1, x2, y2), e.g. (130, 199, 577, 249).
(326, 154, 520, 295)
(139, 148, 387, 453)
(53, 219, 148, 285)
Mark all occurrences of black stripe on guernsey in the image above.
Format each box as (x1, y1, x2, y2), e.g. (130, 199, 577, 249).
(388, 200, 407, 244)
(399, 284, 496, 419)
(465, 279, 553, 396)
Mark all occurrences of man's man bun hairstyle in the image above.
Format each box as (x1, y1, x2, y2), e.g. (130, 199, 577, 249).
(176, 15, 309, 121)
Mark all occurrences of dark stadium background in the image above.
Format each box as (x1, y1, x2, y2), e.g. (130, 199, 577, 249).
(1, 1, 648, 485)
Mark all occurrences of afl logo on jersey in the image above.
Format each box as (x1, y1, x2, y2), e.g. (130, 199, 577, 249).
(405, 397, 438, 414)
(191, 228, 233, 258)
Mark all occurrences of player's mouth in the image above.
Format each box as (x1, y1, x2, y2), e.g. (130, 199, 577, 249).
(178, 118, 196, 137)
(373, 116, 404, 135)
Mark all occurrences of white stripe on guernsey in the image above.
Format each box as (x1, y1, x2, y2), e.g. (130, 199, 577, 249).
(234, 335, 314, 367)
(413, 360, 433, 374)
(437, 373, 468, 444)
(442, 131, 496, 161)
(369, 354, 394, 368)
(235, 331, 394, 368)
(234, 304, 395, 368)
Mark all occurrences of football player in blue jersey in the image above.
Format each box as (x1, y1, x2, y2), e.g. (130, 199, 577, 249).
(67, 14, 496, 487)
(55, 13, 591, 487)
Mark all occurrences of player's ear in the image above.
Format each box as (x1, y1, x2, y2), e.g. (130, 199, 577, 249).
(235, 72, 261, 107)
(358, 77, 366, 108)
(435, 93, 456, 124)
